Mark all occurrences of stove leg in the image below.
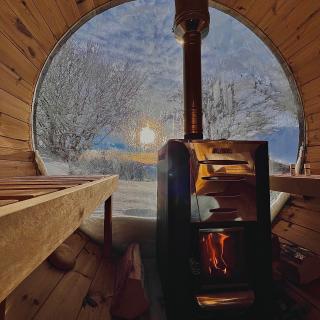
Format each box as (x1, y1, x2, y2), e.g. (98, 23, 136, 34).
(104, 196, 112, 259)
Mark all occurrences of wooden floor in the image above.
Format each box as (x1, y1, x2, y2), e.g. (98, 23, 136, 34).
(5, 231, 115, 320)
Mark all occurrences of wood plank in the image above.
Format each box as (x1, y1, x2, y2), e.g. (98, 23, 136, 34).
(266, 1, 319, 47)
(258, 0, 297, 32)
(77, 259, 114, 320)
(0, 61, 33, 105)
(301, 77, 320, 102)
(75, 0, 95, 17)
(273, 220, 320, 255)
(306, 113, 320, 132)
(33, 0, 68, 40)
(0, 200, 18, 207)
(0, 148, 33, 162)
(0, 88, 30, 123)
(280, 7, 320, 58)
(55, 0, 81, 27)
(280, 205, 320, 234)
(0, 189, 58, 200)
(6, 232, 89, 320)
(0, 185, 75, 190)
(0, 113, 29, 141)
(270, 174, 320, 197)
(306, 146, 320, 163)
(33, 243, 102, 320)
(93, 0, 110, 7)
(291, 196, 320, 212)
(0, 1, 46, 68)
(307, 129, 320, 146)
(0, 160, 36, 177)
(0, 176, 118, 303)
(5, 0, 56, 54)
(0, 136, 30, 151)
(74, 242, 102, 279)
(0, 31, 38, 85)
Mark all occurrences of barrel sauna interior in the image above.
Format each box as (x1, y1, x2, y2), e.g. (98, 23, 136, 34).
(0, 0, 320, 319)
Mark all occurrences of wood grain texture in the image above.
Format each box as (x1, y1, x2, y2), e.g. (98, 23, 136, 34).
(6, 232, 88, 320)
(273, 220, 320, 256)
(270, 174, 320, 197)
(0, 175, 118, 303)
(33, 242, 102, 320)
(0, 160, 36, 177)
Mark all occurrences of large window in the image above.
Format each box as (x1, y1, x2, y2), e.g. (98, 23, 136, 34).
(35, 0, 301, 217)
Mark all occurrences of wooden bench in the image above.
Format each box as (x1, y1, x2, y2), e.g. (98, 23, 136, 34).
(0, 175, 118, 311)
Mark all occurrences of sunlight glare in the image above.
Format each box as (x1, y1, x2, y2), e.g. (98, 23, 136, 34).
(140, 126, 156, 145)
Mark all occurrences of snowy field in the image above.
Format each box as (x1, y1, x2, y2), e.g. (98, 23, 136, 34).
(44, 158, 157, 217)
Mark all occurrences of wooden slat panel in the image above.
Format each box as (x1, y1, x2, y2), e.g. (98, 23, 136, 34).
(33, 242, 102, 320)
(0, 189, 58, 200)
(75, 0, 95, 17)
(5, 0, 56, 54)
(0, 136, 30, 151)
(55, 0, 81, 27)
(306, 146, 320, 163)
(280, 7, 320, 58)
(6, 232, 89, 320)
(0, 200, 18, 207)
(270, 174, 320, 197)
(0, 176, 118, 303)
(280, 205, 320, 234)
(0, 148, 33, 161)
(0, 113, 29, 141)
(273, 220, 320, 255)
(306, 113, 320, 132)
(0, 89, 30, 123)
(0, 1, 46, 68)
(265, 1, 319, 47)
(93, 0, 110, 7)
(0, 160, 36, 177)
(258, 0, 297, 32)
(0, 62, 33, 105)
(32, 0, 68, 40)
(0, 32, 38, 86)
(0, 185, 75, 190)
(244, 0, 278, 25)
(301, 77, 320, 103)
(77, 259, 114, 320)
(306, 128, 320, 147)
(230, 0, 256, 16)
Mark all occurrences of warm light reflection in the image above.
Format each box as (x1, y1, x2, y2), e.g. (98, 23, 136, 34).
(201, 232, 230, 276)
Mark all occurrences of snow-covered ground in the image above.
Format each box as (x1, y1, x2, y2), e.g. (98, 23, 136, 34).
(44, 157, 157, 217)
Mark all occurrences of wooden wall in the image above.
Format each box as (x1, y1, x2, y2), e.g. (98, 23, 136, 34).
(0, 0, 319, 176)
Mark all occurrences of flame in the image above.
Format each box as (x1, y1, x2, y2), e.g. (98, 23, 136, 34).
(201, 232, 230, 276)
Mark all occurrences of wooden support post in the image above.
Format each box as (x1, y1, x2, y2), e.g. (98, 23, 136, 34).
(0, 299, 5, 320)
(104, 196, 112, 258)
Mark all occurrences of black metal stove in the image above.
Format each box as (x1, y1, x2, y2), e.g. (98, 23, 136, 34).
(157, 139, 272, 319)
(156, 1, 273, 319)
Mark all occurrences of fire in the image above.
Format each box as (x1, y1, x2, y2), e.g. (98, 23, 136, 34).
(201, 232, 230, 276)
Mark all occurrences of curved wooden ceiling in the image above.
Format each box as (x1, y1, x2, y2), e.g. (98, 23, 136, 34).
(0, 0, 319, 176)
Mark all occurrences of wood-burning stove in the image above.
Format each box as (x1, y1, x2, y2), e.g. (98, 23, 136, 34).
(157, 140, 272, 319)
(157, 1, 273, 318)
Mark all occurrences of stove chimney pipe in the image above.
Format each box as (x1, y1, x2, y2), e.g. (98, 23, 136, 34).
(174, 0, 210, 140)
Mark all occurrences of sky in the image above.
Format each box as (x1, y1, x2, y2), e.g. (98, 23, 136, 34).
(68, 0, 300, 162)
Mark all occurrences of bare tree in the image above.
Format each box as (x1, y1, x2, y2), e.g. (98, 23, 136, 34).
(35, 40, 145, 163)
(166, 72, 296, 140)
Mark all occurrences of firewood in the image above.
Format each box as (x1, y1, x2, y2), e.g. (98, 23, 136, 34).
(111, 243, 149, 319)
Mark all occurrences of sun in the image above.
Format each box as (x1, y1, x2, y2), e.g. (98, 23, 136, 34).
(140, 126, 156, 145)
